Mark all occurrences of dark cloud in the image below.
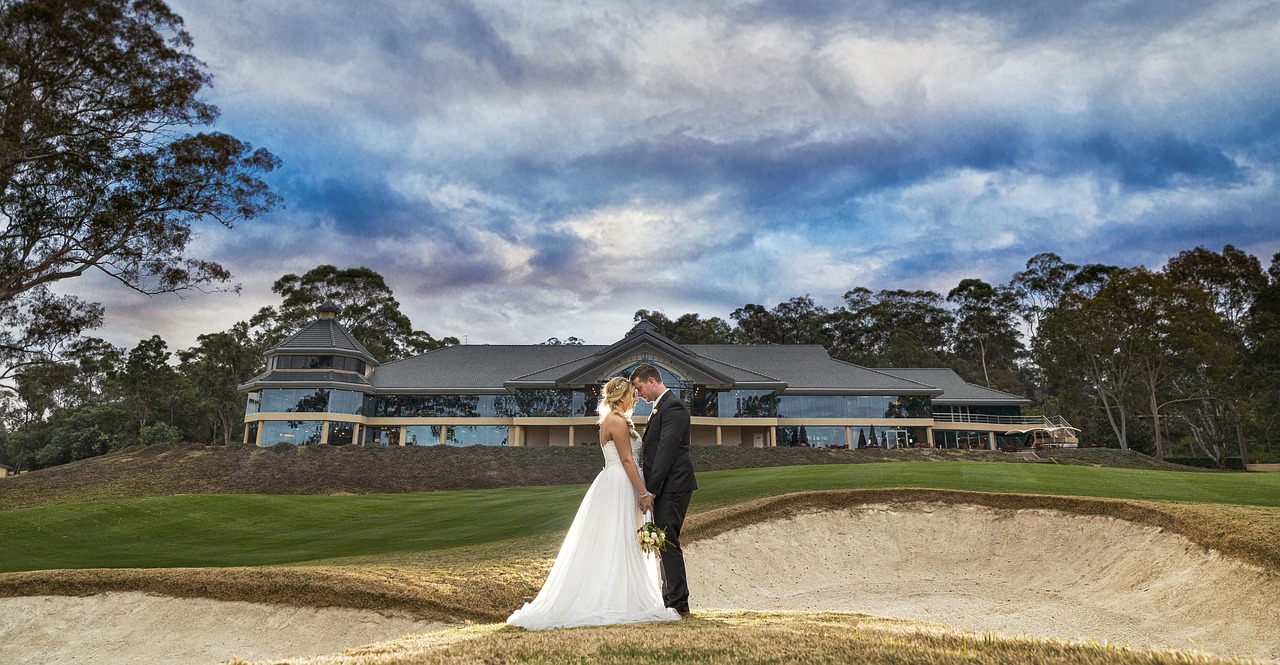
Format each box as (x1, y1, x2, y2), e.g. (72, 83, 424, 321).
(741, 0, 1221, 43)
(1073, 132, 1244, 189)
(110, 0, 1280, 348)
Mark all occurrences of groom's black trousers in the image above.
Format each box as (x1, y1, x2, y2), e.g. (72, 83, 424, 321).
(654, 490, 692, 613)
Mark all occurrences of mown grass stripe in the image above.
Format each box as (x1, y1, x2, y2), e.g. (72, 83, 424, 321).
(1, 462, 1276, 573)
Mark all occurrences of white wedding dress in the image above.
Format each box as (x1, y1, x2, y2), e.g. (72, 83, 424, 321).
(506, 437, 681, 630)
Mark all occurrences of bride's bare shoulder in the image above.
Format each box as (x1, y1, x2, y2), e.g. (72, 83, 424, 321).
(599, 412, 627, 440)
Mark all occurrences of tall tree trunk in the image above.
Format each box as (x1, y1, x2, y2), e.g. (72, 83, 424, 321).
(1148, 386, 1164, 460)
(978, 337, 991, 387)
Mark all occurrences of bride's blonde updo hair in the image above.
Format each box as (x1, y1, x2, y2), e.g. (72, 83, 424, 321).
(596, 377, 638, 434)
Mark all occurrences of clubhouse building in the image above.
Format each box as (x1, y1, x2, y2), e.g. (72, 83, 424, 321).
(240, 304, 1077, 450)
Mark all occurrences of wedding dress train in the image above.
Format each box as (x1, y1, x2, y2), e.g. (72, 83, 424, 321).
(506, 438, 681, 630)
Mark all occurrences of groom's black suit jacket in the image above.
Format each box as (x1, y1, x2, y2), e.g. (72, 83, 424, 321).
(641, 391, 697, 496)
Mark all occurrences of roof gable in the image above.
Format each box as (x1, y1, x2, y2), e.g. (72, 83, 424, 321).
(545, 321, 737, 388)
(269, 319, 377, 363)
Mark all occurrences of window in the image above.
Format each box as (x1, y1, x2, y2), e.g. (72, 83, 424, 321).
(259, 389, 329, 413)
(327, 422, 355, 446)
(260, 420, 324, 446)
(404, 425, 441, 446)
(272, 355, 367, 373)
(777, 395, 931, 419)
(776, 426, 846, 448)
(328, 390, 365, 415)
(364, 426, 400, 446)
(446, 426, 508, 447)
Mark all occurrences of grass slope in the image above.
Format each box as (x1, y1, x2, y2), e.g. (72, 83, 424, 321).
(2, 462, 1276, 573)
(0, 442, 1201, 510)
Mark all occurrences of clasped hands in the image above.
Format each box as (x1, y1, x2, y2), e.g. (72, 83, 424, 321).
(638, 492, 655, 513)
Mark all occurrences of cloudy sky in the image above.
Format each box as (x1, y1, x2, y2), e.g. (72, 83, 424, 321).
(79, 0, 1280, 350)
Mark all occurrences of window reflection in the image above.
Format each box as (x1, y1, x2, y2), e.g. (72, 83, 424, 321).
(777, 395, 931, 419)
(328, 422, 355, 446)
(260, 420, 323, 446)
(272, 354, 367, 373)
(445, 426, 508, 446)
(364, 426, 400, 446)
(405, 425, 439, 446)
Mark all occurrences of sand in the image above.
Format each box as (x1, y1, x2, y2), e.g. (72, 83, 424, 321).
(3, 503, 1278, 663)
(0, 592, 450, 665)
(687, 503, 1280, 661)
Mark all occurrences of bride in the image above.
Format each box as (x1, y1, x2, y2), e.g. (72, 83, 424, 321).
(506, 377, 682, 630)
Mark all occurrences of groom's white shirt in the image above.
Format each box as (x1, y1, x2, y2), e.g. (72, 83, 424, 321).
(641, 388, 669, 466)
(651, 387, 670, 412)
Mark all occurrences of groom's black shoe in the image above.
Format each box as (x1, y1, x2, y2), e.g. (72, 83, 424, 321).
(677, 609, 691, 618)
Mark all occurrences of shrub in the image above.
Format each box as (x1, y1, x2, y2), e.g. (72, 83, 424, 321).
(139, 422, 183, 447)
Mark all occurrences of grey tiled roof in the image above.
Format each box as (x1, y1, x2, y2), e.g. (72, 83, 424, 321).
(690, 346, 939, 394)
(238, 370, 372, 391)
(367, 344, 941, 394)
(269, 319, 376, 362)
(372, 345, 602, 391)
(876, 368, 1031, 405)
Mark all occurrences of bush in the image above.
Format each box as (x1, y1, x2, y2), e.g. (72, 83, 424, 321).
(139, 422, 183, 446)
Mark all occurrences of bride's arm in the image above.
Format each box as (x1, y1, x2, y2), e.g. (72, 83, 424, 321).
(606, 415, 649, 499)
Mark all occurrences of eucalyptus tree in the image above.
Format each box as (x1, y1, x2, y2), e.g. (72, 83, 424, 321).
(831, 288, 952, 367)
(177, 323, 264, 445)
(731, 296, 832, 346)
(1009, 253, 1080, 341)
(946, 279, 1024, 390)
(634, 309, 734, 344)
(254, 265, 458, 362)
(1037, 281, 1137, 450)
(1096, 269, 1226, 460)
(110, 335, 185, 435)
(1163, 245, 1266, 463)
(0, 0, 279, 388)
(1242, 253, 1280, 460)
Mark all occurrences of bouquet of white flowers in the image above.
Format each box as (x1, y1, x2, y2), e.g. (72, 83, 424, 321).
(637, 512, 667, 555)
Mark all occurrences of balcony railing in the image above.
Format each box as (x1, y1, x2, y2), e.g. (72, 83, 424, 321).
(932, 413, 1075, 429)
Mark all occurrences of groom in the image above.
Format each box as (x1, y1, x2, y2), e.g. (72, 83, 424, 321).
(631, 363, 696, 617)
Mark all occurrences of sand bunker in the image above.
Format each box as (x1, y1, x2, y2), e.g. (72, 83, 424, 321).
(687, 502, 1280, 661)
(4, 503, 1278, 663)
(0, 592, 450, 665)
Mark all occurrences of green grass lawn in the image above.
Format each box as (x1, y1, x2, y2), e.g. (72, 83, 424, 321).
(2, 461, 1276, 573)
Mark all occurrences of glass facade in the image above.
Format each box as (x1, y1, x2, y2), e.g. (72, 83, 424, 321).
(371, 390, 588, 418)
(364, 425, 400, 446)
(404, 425, 441, 446)
(260, 420, 324, 446)
(717, 390, 779, 418)
(328, 421, 355, 446)
(933, 405, 1020, 418)
(498, 390, 588, 417)
(446, 426, 508, 446)
(273, 354, 367, 374)
(779, 424, 930, 449)
(777, 395, 930, 419)
(246, 389, 368, 415)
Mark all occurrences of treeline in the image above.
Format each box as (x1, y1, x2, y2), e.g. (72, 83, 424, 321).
(0, 266, 456, 473)
(4, 247, 1278, 473)
(635, 246, 1280, 466)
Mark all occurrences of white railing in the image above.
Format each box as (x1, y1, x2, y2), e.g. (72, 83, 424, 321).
(932, 413, 1075, 429)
